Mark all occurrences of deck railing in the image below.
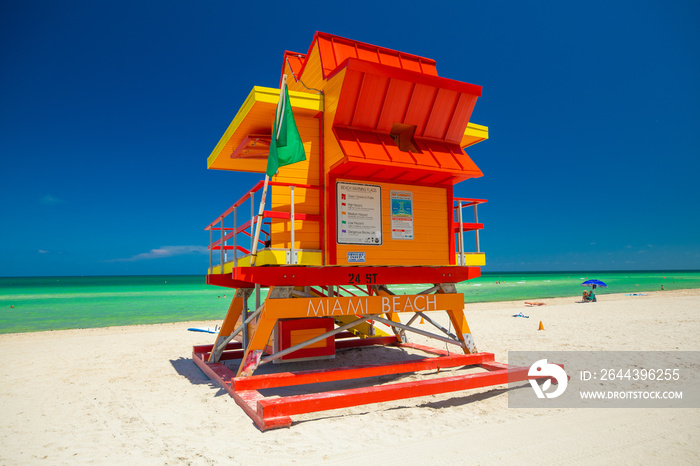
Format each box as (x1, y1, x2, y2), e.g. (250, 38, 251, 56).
(205, 181, 322, 273)
(453, 198, 487, 266)
(207, 187, 484, 272)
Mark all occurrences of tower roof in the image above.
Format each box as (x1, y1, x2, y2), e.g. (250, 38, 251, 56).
(281, 32, 439, 86)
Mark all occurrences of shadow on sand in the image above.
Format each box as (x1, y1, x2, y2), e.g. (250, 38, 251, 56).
(169, 356, 229, 397)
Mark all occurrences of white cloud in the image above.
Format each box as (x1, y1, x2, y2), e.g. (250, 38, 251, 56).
(40, 194, 63, 205)
(109, 245, 208, 262)
(38, 249, 49, 254)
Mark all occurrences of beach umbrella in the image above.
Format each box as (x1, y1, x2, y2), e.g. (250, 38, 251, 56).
(581, 279, 607, 288)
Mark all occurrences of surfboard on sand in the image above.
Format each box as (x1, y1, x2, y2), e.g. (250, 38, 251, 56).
(187, 326, 219, 334)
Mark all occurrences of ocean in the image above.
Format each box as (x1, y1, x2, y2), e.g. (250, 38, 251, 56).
(1, 271, 698, 334)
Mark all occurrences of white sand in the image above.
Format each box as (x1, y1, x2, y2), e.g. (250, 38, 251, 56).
(1, 289, 698, 464)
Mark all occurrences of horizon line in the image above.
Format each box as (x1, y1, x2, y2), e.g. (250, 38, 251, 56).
(2, 268, 699, 279)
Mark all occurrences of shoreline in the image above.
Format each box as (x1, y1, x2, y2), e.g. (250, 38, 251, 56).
(2, 288, 698, 337)
(3, 271, 699, 335)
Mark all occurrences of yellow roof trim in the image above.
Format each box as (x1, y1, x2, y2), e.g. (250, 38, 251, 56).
(207, 86, 323, 170)
(461, 122, 489, 148)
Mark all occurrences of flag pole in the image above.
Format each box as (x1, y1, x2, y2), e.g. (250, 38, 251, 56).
(250, 75, 287, 267)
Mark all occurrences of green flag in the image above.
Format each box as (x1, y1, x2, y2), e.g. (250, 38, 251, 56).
(266, 83, 306, 177)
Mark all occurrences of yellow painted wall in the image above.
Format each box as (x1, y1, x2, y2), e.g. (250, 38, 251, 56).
(269, 115, 321, 250)
(322, 69, 347, 173)
(335, 180, 449, 266)
(267, 42, 327, 252)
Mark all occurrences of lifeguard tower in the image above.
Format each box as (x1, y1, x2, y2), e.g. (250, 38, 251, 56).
(193, 32, 533, 430)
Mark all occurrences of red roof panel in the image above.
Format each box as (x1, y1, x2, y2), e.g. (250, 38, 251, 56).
(281, 51, 306, 87)
(376, 80, 413, 132)
(404, 84, 439, 138)
(445, 93, 478, 143)
(416, 139, 462, 171)
(333, 69, 363, 127)
(351, 73, 389, 130)
(333, 127, 483, 185)
(423, 88, 460, 140)
(314, 32, 438, 79)
(334, 59, 481, 145)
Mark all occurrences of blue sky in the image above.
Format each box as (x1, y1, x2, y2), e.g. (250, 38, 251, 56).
(1, 1, 698, 276)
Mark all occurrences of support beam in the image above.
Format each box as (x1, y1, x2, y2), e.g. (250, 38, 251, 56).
(371, 315, 464, 348)
(209, 288, 252, 363)
(416, 311, 458, 341)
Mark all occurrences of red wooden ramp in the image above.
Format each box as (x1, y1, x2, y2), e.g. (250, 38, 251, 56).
(192, 337, 533, 431)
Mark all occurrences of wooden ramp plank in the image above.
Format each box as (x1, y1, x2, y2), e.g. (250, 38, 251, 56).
(257, 366, 521, 419)
(233, 352, 495, 391)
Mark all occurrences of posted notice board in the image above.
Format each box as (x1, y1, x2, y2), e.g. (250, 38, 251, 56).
(390, 190, 414, 240)
(337, 182, 382, 245)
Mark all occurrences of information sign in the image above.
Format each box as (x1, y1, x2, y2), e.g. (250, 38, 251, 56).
(337, 182, 382, 245)
(390, 190, 414, 240)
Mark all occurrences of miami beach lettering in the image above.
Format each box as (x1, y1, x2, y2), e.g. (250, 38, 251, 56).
(306, 295, 437, 317)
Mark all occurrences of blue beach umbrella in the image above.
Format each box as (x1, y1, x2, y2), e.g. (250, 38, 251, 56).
(581, 279, 607, 288)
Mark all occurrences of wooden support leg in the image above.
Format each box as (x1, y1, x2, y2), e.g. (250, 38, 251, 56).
(236, 309, 277, 377)
(446, 307, 477, 353)
(209, 288, 252, 363)
(235, 285, 294, 377)
(432, 283, 476, 354)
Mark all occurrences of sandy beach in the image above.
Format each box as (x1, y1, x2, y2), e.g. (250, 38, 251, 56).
(1, 289, 698, 464)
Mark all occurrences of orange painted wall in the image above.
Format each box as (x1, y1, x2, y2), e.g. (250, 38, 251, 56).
(334, 180, 449, 266)
(286, 42, 324, 94)
(321, 70, 347, 262)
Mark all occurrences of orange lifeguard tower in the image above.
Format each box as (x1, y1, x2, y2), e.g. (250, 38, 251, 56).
(193, 32, 533, 430)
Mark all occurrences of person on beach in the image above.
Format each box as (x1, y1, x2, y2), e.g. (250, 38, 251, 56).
(582, 290, 589, 301)
(587, 289, 596, 302)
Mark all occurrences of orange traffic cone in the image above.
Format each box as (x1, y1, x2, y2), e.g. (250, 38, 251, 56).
(538, 321, 545, 331)
(420, 317, 425, 324)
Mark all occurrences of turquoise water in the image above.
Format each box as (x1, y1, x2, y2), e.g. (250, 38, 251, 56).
(1, 271, 698, 334)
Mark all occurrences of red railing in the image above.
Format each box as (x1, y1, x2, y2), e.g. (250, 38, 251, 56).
(207, 186, 484, 271)
(206, 181, 322, 272)
(453, 198, 487, 265)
